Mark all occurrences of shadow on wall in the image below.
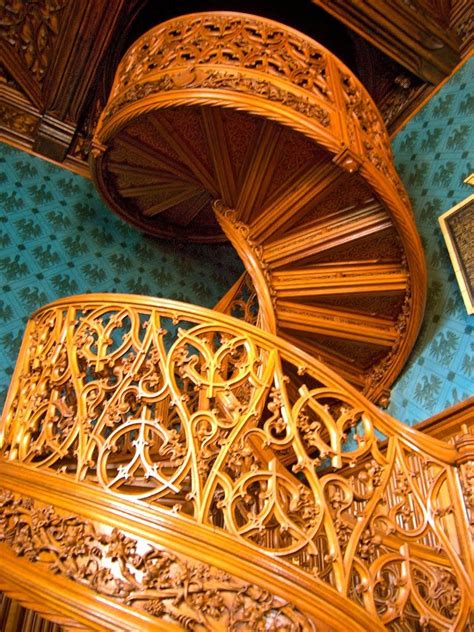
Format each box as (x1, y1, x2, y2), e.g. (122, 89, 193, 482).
(387, 56, 474, 425)
(0, 143, 243, 407)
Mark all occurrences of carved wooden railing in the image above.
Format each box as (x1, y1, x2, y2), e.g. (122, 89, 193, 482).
(0, 295, 472, 630)
(1, 11, 470, 631)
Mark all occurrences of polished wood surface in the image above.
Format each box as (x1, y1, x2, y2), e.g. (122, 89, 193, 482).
(0, 294, 472, 630)
(1, 8, 472, 631)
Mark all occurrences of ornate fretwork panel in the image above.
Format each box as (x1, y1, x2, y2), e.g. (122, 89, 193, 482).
(0, 295, 472, 630)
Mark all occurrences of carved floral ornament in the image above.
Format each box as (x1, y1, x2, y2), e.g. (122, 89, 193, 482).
(0, 295, 472, 630)
(0, 102, 38, 136)
(0, 489, 313, 631)
(112, 14, 333, 103)
(103, 69, 331, 131)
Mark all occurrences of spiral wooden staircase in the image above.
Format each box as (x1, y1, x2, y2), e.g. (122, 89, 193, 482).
(89, 12, 427, 407)
(0, 12, 472, 632)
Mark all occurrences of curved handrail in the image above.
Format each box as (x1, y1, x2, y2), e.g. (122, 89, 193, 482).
(1, 294, 472, 630)
(0, 462, 379, 632)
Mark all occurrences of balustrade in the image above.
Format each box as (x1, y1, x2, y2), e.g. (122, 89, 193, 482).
(0, 295, 472, 630)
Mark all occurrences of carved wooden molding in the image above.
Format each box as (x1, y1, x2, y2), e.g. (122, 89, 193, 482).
(0, 462, 372, 631)
(414, 396, 474, 441)
(0, 486, 318, 631)
(1, 1, 141, 162)
(0, 0, 69, 108)
(311, 0, 460, 83)
(0, 82, 41, 141)
(0, 78, 90, 178)
(450, 0, 474, 55)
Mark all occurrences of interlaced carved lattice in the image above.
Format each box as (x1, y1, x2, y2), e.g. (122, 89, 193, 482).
(113, 13, 332, 103)
(214, 272, 259, 327)
(1, 295, 472, 631)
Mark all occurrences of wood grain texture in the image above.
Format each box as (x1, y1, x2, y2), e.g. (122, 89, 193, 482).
(311, 0, 459, 83)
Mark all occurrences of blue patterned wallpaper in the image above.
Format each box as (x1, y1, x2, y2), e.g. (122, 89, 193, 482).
(387, 56, 474, 424)
(0, 142, 242, 407)
(1, 57, 473, 423)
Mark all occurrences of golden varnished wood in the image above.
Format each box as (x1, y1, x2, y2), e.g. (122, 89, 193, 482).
(1, 10, 472, 632)
(0, 294, 472, 630)
(90, 12, 427, 403)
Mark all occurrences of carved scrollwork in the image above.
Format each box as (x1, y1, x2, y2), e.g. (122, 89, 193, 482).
(0, 102, 38, 136)
(217, 273, 259, 327)
(113, 14, 332, 103)
(0, 488, 314, 630)
(0, 295, 472, 630)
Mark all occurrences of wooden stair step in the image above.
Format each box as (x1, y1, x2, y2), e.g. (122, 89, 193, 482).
(277, 301, 398, 346)
(114, 135, 200, 186)
(118, 182, 200, 199)
(249, 159, 342, 243)
(107, 161, 172, 179)
(282, 332, 367, 388)
(201, 107, 239, 207)
(235, 120, 282, 224)
(149, 112, 219, 196)
(273, 262, 408, 298)
(263, 201, 391, 267)
(143, 189, 208, 218)
(159, 191, 213, 227)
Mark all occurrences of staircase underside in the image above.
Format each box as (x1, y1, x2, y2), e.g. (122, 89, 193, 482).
(91, 12, 427, 405)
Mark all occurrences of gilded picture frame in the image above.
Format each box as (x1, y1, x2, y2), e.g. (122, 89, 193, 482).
(438, 192, 474, 315)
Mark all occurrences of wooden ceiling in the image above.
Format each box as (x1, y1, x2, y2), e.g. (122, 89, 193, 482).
(0, 0, 471, 176)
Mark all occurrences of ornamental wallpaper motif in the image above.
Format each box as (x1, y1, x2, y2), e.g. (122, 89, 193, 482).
(387, 56, 474, 424)
(0, 57, 473, 424)
(0, 144, 242, 406)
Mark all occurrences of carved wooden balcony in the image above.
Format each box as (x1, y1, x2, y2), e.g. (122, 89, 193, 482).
(0, 295, 472, 630)
(90, 12, 427, 405)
